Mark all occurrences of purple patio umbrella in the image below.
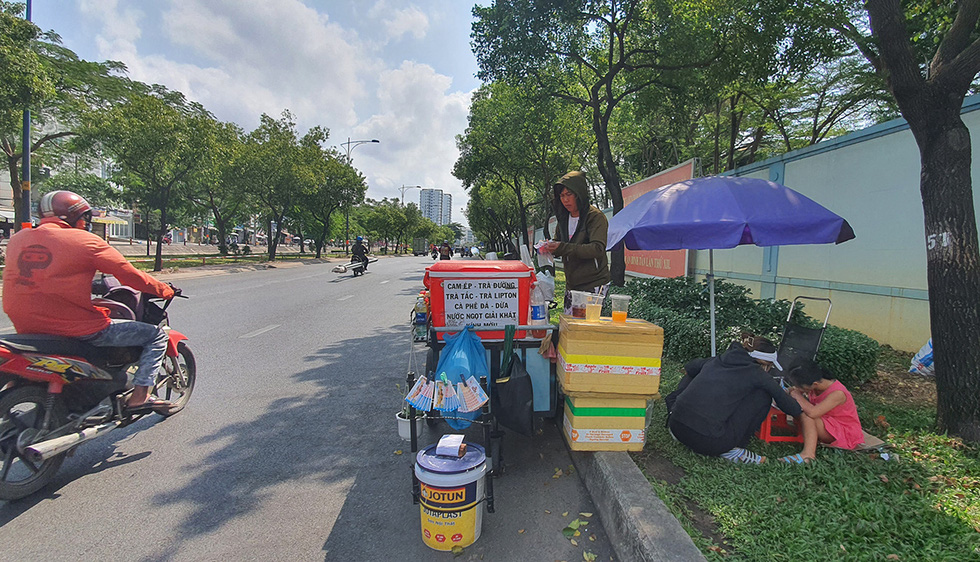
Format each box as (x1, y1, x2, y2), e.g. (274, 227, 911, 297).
(606, 175, 855, 354)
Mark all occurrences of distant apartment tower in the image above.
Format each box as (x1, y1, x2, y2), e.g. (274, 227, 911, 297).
(420, 188, 451, 226)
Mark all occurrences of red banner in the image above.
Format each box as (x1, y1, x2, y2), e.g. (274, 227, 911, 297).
(621, 160, 697, 278)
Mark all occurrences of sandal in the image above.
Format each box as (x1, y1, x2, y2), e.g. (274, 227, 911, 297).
(126, 396, 174, 415)
(779, 453, 813, 464)
(720, 447, 766, 464)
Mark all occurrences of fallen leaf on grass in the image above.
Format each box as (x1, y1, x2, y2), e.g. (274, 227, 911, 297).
(562, 511, 569, 517)
(518, 529, 525, 534)
(570, 539, 578, 547)
(879, 474, 890, 483)
(875, 415, 891, 429)
(394, 450, 403, 455)
(589, 534, 596, 542)
(579, 512, 593, 517)
(554, 468, 565, 479)
(886, 555, 900, 560)
(583, 552, 597, 561)
(451, 545, 465, 557)
(545, 510, 552, 514)
(709, 546, 724, 554)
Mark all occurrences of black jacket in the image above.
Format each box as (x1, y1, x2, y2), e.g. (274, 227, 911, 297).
(671, 342, 802, 438)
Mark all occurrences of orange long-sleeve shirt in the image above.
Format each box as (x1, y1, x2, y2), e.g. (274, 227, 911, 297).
(2, 218, 174, 337)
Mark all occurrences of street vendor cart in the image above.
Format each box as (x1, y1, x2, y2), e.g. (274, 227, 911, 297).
(407, 260, 558, 515)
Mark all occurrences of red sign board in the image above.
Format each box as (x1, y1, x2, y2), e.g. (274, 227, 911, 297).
(621, 160, 697, 278)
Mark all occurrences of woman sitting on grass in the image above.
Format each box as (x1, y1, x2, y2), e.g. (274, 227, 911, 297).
(667, 333, 803, 464)
(780, 359, 864, 464)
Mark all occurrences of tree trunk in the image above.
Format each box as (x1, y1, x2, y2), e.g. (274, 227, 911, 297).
(916, 107, 980, 441)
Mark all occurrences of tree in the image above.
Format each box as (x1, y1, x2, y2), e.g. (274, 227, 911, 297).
(473, 0, 728, 283)
(185, 118, 248, 255)
(454, 80, 590, 251)
(81, 90, 212, 271)
(298, 147, 365, 258)
(814, 0, 980, 440)
(2, 1, 132, 226)
(239, 112, 324, 261)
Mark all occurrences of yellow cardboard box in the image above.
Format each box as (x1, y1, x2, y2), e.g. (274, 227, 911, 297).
(561, 395, 648, 451)
(558, 315, 663, 396)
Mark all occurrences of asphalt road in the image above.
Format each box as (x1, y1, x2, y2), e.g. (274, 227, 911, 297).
(0, 255, 616, 561)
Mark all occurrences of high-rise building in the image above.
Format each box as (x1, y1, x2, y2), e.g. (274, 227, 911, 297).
(441, 193, 452, 225)
(420, 188, 452, 226)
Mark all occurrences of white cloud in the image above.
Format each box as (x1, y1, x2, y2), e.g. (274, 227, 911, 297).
(68, 0, 474, 224)
(384, 7, 430, 41)
(356, 61, 472, 210)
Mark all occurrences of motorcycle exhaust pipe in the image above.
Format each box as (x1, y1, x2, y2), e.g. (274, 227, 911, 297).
(25, 421, 120, 463)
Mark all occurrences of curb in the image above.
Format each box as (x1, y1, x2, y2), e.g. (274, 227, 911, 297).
(569, 449, 706, 562)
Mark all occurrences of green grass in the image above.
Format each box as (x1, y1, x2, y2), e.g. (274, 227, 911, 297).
(636, 357, 980, 560)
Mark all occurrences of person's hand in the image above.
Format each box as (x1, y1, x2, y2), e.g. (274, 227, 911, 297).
(541, 240, 560, 253)
(160, 284, 176, 300)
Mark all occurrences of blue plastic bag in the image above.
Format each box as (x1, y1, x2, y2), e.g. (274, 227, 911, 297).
(433, 327, 489, 429)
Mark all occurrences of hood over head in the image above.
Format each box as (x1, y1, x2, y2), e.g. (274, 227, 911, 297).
(553, 171, 589, 212)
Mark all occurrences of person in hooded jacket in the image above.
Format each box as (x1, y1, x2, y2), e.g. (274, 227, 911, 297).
(665, 333, 802, 464)
(540, 171, 610, 312)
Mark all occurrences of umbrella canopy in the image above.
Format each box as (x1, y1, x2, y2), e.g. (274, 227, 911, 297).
(606, 175, 854, 356)
(607, 176, 854, 251)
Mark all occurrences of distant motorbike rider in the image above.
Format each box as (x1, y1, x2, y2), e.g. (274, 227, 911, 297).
(439, 240, 453, 260)
(351, 236, 369, 271)
(2, 191, 176, 412)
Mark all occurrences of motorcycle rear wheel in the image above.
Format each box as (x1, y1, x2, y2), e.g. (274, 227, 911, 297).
(153, 342, 196, 415)
(0, 385, 68, 501)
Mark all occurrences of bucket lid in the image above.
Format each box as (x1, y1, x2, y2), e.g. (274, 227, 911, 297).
(416, 443, 486, 474)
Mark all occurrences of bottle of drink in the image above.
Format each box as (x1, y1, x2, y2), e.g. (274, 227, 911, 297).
(529, 284, 548, 338)
(413, 295, 428, 340)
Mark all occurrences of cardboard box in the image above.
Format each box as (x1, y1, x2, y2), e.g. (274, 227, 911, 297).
(561, 395, 648, 451)
(424, 261, 534, 341)
(558, 315, 663, 395)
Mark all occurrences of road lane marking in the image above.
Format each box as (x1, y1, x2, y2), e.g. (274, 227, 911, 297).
(338, 295, 354, 301)
(240, 324, 281, 338)
(380, 280, 390, 285)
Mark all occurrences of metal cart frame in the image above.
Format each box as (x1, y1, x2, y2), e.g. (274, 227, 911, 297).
(408, 323, 558, 514)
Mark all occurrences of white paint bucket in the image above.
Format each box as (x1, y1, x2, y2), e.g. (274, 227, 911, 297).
(414, 443, 487, 550)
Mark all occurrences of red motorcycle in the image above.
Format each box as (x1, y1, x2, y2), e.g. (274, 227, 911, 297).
(0, 275, 195, 500)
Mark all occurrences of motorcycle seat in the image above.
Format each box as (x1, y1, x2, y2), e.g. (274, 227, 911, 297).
(0, 334, 114, 362)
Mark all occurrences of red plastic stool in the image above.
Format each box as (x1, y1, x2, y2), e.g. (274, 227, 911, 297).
(756, 406, 804, 443)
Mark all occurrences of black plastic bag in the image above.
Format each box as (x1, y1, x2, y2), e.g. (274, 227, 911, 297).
(492, 351, 535, 437)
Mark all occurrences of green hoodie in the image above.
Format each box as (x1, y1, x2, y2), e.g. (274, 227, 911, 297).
(552, 171, 610, 291)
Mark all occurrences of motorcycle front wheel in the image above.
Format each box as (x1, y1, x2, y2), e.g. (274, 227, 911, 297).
(153, 342, 196, 415)
(0, 385, 68, 501)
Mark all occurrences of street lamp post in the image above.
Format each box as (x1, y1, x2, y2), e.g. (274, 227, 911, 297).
(340, 138, 379, 254)
(399, 184, 422, 206)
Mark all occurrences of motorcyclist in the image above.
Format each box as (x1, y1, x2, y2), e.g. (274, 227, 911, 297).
(351, 236, 368, 271)
(439, 240, 453, 260)
(2, 191, 176, 412)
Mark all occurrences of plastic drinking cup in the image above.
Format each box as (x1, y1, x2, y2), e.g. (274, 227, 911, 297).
(610, 294, 631, 323)
(569, 290, 589, 318)
(585, 294, 604, 322)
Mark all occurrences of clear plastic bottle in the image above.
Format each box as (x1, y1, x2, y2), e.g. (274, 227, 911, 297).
(529, 284, 548, 338)
(413, 296, 428, 340)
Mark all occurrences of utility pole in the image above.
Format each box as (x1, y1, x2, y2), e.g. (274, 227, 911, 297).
(18, 0, 33, 231)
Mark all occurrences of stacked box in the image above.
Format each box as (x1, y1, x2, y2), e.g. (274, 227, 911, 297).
(557, 315, 664, 396)
(562, 395, 648, 451)
(558, 315, 664, 451)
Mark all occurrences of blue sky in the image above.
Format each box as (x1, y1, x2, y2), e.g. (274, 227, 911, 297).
(32, 0, 485, 224)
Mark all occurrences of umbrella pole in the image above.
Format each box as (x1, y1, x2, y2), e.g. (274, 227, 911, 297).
(709, 249, 716, 357)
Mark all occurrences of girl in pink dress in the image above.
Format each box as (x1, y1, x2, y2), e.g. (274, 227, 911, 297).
(780, 359, 864, 463)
